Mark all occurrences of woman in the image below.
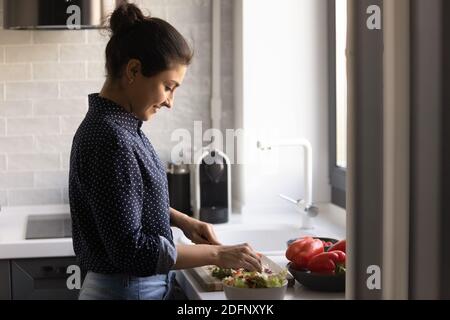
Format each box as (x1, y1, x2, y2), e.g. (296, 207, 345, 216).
(68, 3, 261, 300)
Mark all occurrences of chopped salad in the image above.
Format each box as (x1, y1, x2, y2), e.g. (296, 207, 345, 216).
(211, 266, 287, 289)
(211, 267, 233, 280)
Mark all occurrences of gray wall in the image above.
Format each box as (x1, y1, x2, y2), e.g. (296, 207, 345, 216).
(347, 0, 450, 299)
(0, 0, 234, 207)
(410, 0, 450, 299)
(347, 0, 384, 300)
(442, 0, 450, 300)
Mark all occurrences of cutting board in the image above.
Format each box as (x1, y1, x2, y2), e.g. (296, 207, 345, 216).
(187, 255, 295, 292)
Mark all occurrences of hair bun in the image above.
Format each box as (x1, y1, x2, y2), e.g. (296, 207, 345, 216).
(109, 3, 148, 36)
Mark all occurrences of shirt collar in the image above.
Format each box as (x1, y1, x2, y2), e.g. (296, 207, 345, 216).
(88, 93, 143, 133)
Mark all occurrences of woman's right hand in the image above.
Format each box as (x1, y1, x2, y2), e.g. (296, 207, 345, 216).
(215, 243, 262, 272)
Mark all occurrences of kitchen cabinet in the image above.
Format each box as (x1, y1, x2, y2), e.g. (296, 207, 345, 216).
(0, 261, 11, 300)
(0, 257, 85, 300)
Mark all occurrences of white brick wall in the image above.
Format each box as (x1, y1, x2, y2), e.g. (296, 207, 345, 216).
(0, 0, 234, 207)
(0, 64, 32, 81)
(8, 154, 60, 171)
(7, 117, 61, 135)
(33, 62, 86, 80)
(0, 118, 5, 136)
(0, 136, 35, 153)
(0, 155, 6, 171)
(0, 100, 32, 116)
(0, 172, 33, 189)
(5, 82, 59, 100)
(5, 45, 59, 63)
(33, 99, 88, 116)
(8, 189, 62, 206)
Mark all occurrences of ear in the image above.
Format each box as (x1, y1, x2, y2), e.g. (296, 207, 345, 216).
(125, 59, 142, 83)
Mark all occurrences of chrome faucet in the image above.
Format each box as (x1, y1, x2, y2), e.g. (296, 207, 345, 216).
(257, 138, 319, 229)
(279, 194, 318, 229)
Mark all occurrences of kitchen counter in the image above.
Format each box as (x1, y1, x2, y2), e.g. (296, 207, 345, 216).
(0, 205, 74, 260)
(0, 203, 346, 300)
(176, 254, 344, 300)
(175, 203, 346, 300)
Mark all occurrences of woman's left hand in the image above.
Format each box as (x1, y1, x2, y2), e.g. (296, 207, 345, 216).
(177, 215, 221, 245)
(171, 207, 222, 245)
(182, 217, 222, 245)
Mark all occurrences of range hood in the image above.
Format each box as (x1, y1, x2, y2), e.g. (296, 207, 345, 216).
(3, 0, 119, 30)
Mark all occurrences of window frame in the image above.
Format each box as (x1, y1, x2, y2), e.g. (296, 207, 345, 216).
(328, 0, 347, 209)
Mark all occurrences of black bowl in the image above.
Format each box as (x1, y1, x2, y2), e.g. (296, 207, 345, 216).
(288, 263, 345, 292)
(286, 237, 344, 292)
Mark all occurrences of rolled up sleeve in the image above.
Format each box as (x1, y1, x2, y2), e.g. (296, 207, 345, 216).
(156, 236, 178, 274)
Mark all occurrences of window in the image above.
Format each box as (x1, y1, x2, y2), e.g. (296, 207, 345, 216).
(329, 0, 348, 208)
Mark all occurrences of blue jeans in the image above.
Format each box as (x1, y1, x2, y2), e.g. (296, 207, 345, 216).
(78, 270, 180, 300)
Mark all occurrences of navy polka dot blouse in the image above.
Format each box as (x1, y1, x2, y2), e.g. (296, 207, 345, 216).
(69, 93, 177, 277)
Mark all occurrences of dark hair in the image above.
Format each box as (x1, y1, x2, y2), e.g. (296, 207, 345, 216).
(105, 3, 194, 79)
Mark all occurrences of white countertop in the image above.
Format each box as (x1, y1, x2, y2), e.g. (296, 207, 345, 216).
(0, 203, 346, 300)
(176, 255, 344, 300)
(0, 205, 74, 259)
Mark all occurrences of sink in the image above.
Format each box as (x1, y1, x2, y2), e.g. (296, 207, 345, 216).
(177, 224, 314, 256)
(214, 224, 313, 255)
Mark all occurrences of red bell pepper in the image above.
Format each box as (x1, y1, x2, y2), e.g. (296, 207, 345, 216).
(286, 237, 312, 261)
(307, 250, 346, 275)
(286, 237, 324, 269)
(328, 240, 346, 253)
(321, 240, 333, 248)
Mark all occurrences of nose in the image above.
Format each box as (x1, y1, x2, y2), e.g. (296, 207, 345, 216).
(162, 94, 174, 109)
(161, 100, 172, 109)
